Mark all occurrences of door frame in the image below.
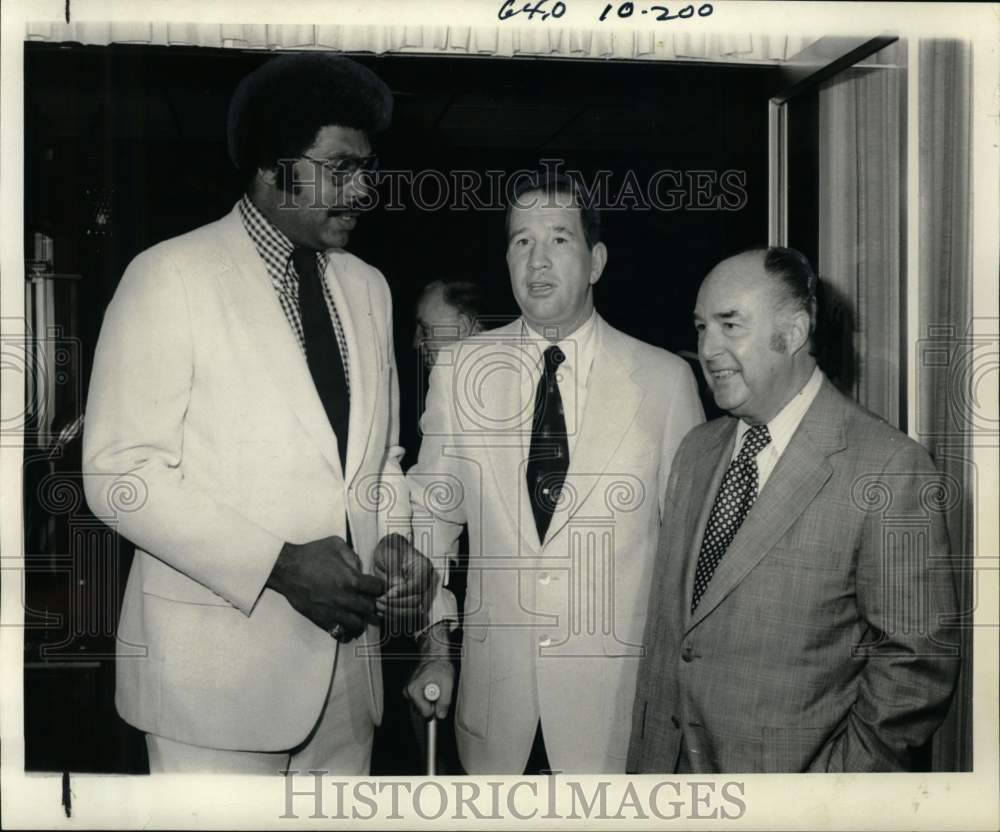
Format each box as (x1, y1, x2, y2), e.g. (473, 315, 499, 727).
(768, 35, 898, 245)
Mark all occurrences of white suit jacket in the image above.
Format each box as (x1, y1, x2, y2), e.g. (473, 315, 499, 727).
(83, 206, 405, 751)
(407, 316, 704, 773)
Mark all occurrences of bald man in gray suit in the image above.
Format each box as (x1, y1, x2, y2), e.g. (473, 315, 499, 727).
(628, 248, 959, 773)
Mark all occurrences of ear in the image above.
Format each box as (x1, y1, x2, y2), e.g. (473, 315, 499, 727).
(458, 314, 484, 338)
(259, 160, 299, 195)
(589, 242, 608, 286)
(785, 308, 811, 356)
(257, 166, 278, 187)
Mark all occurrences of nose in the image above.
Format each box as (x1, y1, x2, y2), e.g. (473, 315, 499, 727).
(340, 167, 374, 206)
(699, 325, 723, 360)
(528, 242, 551, 271)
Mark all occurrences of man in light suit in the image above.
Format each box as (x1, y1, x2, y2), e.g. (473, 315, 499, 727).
(413, 279, 485, 370)
(403, 173, 704, 774)
(83, 54, 432, 774)
(627, 247, 959, 773)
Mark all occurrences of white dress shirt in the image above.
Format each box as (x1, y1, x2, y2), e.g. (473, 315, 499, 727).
(421, 312, 600, 632)
(519, 310, 599, 453)
(732, 365, 824, 494)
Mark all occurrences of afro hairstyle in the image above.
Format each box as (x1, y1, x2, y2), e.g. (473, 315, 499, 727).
(227, 52, 393, 186)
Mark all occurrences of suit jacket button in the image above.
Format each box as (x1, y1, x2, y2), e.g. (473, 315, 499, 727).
(681, 645, 693, 663)
(670, 715, 680, 729)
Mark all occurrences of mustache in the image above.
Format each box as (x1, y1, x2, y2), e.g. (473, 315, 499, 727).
(280, 183, 375, 215)
(325, 204, 368, 216)
(277, 199, 372, 216)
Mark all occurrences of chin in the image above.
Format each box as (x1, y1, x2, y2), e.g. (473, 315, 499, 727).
(713, 392, 748, 416)
(317, 226, 351, 249)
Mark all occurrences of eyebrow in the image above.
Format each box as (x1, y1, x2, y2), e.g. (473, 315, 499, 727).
(508, 225, 576, 240)
(315, 152, 374, 163)
(693, 309, 745, 321)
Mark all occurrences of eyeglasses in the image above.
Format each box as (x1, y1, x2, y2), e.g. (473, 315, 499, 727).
(299, 153, 380, 180)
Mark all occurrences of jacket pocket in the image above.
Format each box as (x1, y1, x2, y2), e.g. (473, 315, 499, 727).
(456, 607, 491, 740)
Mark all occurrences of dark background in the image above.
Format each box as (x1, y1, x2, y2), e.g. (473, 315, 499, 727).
(22, 42, 781, 774)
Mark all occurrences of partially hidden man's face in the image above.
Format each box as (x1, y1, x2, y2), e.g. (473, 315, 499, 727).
(264, 124, 373, 251)
(506, 192, 607, 338)
(413, 286, 476, 368)
(694, 253, 798, 424)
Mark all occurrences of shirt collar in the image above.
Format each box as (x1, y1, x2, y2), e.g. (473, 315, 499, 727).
(239, 194, 295, 259)
(237, 195, 330, 290)
(735, 365, 824, 457)
(521, 311, 599, 388)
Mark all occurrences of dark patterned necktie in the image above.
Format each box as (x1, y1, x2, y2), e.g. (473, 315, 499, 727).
(292, 246, 350, 473)
(691, 424, 772, 612)
(526, 346, 569, 543)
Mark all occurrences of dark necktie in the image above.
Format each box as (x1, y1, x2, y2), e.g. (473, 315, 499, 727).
(691, 424, 771, 612)
(292, 246, 350, 473)
(526, 345, 569, 544)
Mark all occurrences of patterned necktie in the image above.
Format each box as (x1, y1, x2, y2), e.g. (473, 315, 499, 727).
(292, 246, 350, 473)
(526, 346, 569, 543)
(691, 423, 772, 613)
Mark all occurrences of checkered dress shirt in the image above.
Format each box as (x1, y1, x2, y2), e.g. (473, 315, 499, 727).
(237, 196, 350, 390)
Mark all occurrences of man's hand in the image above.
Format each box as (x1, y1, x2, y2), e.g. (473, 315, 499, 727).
(404, 621, 455, 719)
(266, 536, 386, 640)
(405, 658, 455, 720)
(372, 533, 435, 635)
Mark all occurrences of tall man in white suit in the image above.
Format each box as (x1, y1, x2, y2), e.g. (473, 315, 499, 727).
(83, 54, 432, 774)
(404, 173, 704, 773)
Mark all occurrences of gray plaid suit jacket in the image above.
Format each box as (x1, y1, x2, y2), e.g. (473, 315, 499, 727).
(627, 377, 960, 772)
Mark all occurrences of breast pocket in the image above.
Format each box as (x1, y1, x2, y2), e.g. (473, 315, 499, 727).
(456, 607, 492, 741)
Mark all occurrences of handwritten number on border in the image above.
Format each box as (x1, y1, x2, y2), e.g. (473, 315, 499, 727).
(499, 0, 568, 21)
(505, 1, 714, 23)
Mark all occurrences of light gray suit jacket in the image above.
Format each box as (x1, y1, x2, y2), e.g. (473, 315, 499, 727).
(627, 377, 959, 772)
(408, 316, 704, 773)
(83, 206, 405, 751)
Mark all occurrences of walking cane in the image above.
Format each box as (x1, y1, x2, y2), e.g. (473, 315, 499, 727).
(423, 682, 441, 775)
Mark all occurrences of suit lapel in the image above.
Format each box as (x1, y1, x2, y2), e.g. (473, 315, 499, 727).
(325, 251, 377, 489)
(473, 323, 539, 548)
(686, 381, 846, 632)
(682, 424, 736, 624)
(544, 319, 643, 544)
(216, 211, 344, 476)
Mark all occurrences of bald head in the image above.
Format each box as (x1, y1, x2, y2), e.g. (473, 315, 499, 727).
(413, 280, 483, 368)
(694, 248, 817, 423)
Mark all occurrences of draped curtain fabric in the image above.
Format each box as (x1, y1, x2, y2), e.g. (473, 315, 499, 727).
(918, 39, 973, 774)
(811, 38, 973, 771)
(25, 21, 813, 63)
(817, 42, 903, 427)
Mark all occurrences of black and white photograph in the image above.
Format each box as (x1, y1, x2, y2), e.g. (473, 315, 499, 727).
(1, 0, 997, 828)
